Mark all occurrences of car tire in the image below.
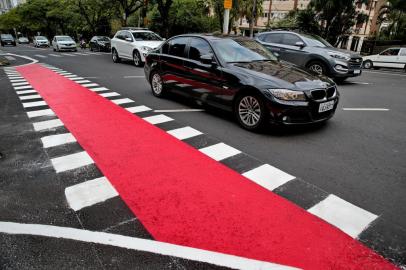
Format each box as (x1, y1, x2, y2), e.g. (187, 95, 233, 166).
(150, 71, 166, 97)
(112, 49, 120, 63)
(363, 60, 373, 69)
(90, 45, 93, 51)
(234, 92, 268, 132)
(133, 50, 142, 67)
(307, 61, 327, 76)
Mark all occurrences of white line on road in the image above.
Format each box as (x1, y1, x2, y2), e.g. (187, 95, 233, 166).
(8, 76, 23, 79)
(123, 75, 146, 78)
(33, 119, 63, 131)
(154, 109, 205, 113)
(0, 221, 298, 270)
(14, 85, 33, 90)
(34, 54, 47, 58)
(342, 108, 389, 111)
(48, 54, 62, 57)
(65, 177, 118, 211)
(126, 105, 152, 113)
(51, 151, 94, 173)
(19, 94, 41, 100)
(100, 92, 120, 98)
(10, 79, 27, 83)
(17, 90, 36, 95)
(112, 98, 135, 105)
(199, 143, 241, 161)
(12, 82, 29, 86)
(68, 77, 85, 81)
(81, 83, 99, 88)
(242, 164, 295, 191)
(75, 80, 91, 84)
(4, 56, 15, 60)
(349, 82, 370, 85)
(26, 109, 55, 118)
(167, 127, 203, 140)
(363, 70, 406, 77)
(308, 195, 378, 238)
(22, 101, 47, 108)
(41, 133, 76, 148)
(143, 114, 174, 125)
(89, 87, 109, 92)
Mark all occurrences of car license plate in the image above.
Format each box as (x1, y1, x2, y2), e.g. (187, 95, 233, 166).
(318, 100, 335, 113)
(354, 69, 361, 74)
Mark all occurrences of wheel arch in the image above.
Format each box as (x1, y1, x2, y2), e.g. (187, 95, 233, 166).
(232, 86, 266, 112)
(305, 57, 332, 74)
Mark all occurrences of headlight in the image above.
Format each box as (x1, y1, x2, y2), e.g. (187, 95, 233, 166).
(268, 89, 306, 101)
(140, 46, 152, 52)
(327, 51, 351, 61)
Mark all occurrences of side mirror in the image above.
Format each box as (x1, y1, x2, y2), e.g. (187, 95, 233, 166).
(295, 41, 305, 48)
(125, 37, 132, 42)
(200, 54, 216, 66)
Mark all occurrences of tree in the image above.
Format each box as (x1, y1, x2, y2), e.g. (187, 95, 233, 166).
(378, 0, 406, 40)
(156, 0, 173, 38)
(74, 0, 114, 35)
(112, 0, 144, 26)
(238, 0, 263, 37)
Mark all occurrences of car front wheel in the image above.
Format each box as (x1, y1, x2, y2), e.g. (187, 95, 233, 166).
(150, 71, 165, 97)
(307, 61, 327, 76)
(363, 60, 373, 69)
(112, 49, 120, 63)
(235, 93, 268, 131)
(133, 51, 142, 67)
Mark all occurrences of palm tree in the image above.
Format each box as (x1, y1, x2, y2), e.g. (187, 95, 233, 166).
(378, 0, 406, 39)
(238, 0, 263, 37)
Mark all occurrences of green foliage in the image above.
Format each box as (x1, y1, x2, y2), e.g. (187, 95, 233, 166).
(378, 0, 406, 41)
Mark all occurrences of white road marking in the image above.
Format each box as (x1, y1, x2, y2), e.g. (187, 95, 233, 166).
(62, 53, 76, 57)
(363, 70, 406, 77)
(48, 54, 62, 57)
(10, 79, 27, 83)
(350, 82, 369, 85)
(17, 90, 36, 95)
(41, 133, 76, 148)
(56, 72, 72, 75)
(14, 85, 32, 90)
(4, 56, 16, 60)
(100, 92, 120, 98)
(27, 109, 55, 118)
(34, 54, 47, 58)
(6, 72, 19, 75)
(123, 75, 146, 78)
(65, 177, 118, 211)
(73, 52, 90, 56)
(63, 75, 78, 78)
(242, 164, 295, 191)
(168, 127, 202, 140)
(75, 80, 91, 84)
(51, 151, 94, 173)
(342, 108, 389, 111)
(154, 109, 205, 113)
(126, 105, 152, 113)
(143, 114, 174, 125)
(33, 119, 63, 131)
(89, 87, 109, 92)
(199, 143, 241, 161)
(68, 77, 85, 81)
(308, 195, 378, 238)
(22, 101, 47, 108)
(0, 221, 298, 270)
(19, 94, 41, 100)
(12, 82, 29, 86)
(8, 76, 23, 79)
(81, 83, 99, 88)
(112, 98, 135, 105)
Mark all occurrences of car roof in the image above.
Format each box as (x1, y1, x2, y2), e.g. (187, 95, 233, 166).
(55, 35, 71, 37)
(170, 34, 251, 42)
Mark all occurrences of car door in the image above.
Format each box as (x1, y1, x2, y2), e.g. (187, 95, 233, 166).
(279, 33, 308, 66)
(375, 48, 400, 68)
(121, 31, 134, 59)
(399, 48, 406, 69)
(159, 37, 190, 95)
(114, 31, 125, 57)
(182, 37, 225, 105)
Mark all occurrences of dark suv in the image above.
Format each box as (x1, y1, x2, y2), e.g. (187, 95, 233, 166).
(256, 31, 362, 82)
(1, 34, 16, 46)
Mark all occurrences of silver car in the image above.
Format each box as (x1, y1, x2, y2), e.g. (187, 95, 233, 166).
(52, 35, 77, 52)
(33, 36, 50, 47)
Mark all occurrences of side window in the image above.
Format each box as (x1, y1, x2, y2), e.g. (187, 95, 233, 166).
(400, 48, 406, 56)
(264, 33, 283, 44)
(115, 31, 122, 40)
(162, 41, 170, 54)
(380, 48, 400, 56)
(188, 38, 212, 61)
(282, 34, 302, 46)
(124, 31, 132, 41)
(168, 37, 188, 58)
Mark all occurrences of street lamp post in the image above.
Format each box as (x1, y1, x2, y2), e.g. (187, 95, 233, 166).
(223, 0, 232, 35)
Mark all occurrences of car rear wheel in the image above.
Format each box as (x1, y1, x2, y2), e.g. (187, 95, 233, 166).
(235, 93, 267, 131)
(150, 72, 165, 97)
(112, 49, 120, 63)
(133, 51, 142, 67)
(307, 61, 327, 75)
(363, 60, 373, 69)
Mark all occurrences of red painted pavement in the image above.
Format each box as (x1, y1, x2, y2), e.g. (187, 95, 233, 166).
(18, 64, 398, 270)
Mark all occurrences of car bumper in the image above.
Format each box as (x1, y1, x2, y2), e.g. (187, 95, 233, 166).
(37, 43, 49, 47)
(330, 59, 363, 78)
(58, 46, 77, 51)
(266, 96, 339, 125)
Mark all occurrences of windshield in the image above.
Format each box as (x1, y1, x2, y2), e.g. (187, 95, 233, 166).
(1, 34, 13, 39)
(301, 34, 333, 48)
(97, 36, 110, 41)
(36, 36, 47, 40)
(56, 36, 73, 42)
(131, 32, 162, 41)
(212, 39, 277, 63)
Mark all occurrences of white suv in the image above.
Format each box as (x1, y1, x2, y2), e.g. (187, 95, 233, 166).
(111, 29, 164, 66)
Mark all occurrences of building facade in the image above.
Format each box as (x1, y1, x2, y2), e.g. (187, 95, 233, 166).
(0, 0, 26, 14)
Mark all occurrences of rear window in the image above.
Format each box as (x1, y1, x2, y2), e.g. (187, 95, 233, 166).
(163, 37, 188, 58)
(263, 33, 283, 44)
(1, 34, 13, 39)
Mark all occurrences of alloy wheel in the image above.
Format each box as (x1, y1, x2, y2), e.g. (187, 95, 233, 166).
(309, 64, 324, 75)
(238, 96, 262, 127)
(151, 73, 163, 96)
(133, 52, 140, 66)
(363, 61, 372, 69)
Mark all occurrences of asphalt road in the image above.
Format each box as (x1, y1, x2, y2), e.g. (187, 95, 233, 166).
(1, 44, 405, 268)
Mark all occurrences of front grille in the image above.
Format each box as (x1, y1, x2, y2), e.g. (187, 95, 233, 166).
(349, 57, 362, 69)
(311, 89, 326, 100)
(326, 86, 336, 98)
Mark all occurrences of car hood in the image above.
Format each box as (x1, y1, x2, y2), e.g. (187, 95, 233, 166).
(137, 41, 163, 49)
(231, 61, 335, 91)
(57, 41, 75, 45)
(317, 46, 361, 58)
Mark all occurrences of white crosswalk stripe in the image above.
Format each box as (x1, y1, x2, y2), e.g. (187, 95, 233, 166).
(27, 109, 55, 118)
(168, 127, 202, 140)
(125, 105, 152, 113)
(100, 92, 120, 98)
(32, 119, 64, 131)
(49, 54, 62, 57)
(112, 98, 134, 105)
(143, 114, 174, 125)
(17, 90, 37, 95)
(41, 133, 76, 148)
(51, 151, 94, 173)
(81, 83, 99, 88)
(22, 101, 46, 108)
(89, 87, 109, 92)
(34, 54, 47, 58)
(242, 164, 295, 191)
(199, 143, 241, 161)
(19, 94, 41, 100)
(14, 85, 33, 90)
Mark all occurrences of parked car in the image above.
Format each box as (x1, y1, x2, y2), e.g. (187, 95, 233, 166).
(33, 36, 50, 47)
(0, 34, 16, 46)
(256, 31, 363, 82)
(18, 37, 29, 44)
(52, 35, 77, 52)
(144, 35, 339, 131)
(89, 36, 111, 52)
(363, 47, 406, 71)
(111, 28, 164, 66)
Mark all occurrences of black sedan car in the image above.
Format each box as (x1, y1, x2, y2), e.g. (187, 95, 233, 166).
(1, 34, 16, 46)
(89, 36, 111, 52)
(144, 35, 339, 131)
